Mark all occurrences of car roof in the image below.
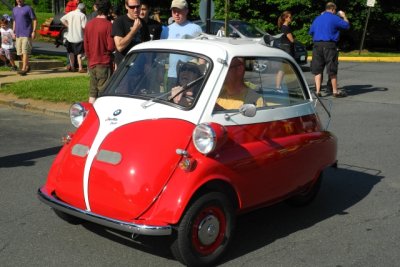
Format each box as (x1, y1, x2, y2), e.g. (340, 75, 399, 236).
(130, 36, 293, 63)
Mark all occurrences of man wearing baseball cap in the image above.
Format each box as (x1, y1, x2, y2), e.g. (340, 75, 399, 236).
(161, 0, 202, 90)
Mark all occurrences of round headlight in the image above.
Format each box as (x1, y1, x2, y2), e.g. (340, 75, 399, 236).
(193, 123, 216, 154)
(69, 103, 87, 128)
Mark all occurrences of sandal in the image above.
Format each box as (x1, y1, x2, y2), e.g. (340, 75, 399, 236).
(333, 91, 347, 98)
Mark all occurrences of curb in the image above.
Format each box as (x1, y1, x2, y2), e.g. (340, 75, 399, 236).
(308, 56, 400, 62)
(338, 56, 400, 62)
(0, 97, 70, 118)
(0, 66, 83, 118)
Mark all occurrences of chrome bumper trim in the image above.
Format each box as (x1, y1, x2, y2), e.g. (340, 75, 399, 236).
(37, 187, 172, 236)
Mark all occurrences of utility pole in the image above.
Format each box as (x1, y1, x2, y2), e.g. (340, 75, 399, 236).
(206, 0, 211, 34)
(359, 0, 376, 54)
(224, 0, 229, 37)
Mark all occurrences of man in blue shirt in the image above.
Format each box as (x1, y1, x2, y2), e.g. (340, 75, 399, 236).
(12, 0, 37, 76)
(161, 0, 202, 90)
(309, 2, 349, 98)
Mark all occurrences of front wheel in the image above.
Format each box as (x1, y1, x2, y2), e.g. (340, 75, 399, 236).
(171, 192, 235, 267)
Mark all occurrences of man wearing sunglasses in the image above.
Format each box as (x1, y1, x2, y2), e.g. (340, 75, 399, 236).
(111, 0, 150, 68)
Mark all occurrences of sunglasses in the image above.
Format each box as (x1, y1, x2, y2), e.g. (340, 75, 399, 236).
(127, 4, 140, 9)
(181, 64, 199, 74)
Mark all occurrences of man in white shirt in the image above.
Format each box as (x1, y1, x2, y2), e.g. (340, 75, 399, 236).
(61, 3, 87, 72)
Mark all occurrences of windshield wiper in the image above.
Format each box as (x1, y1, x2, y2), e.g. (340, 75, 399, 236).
(141, 75, 205, 108)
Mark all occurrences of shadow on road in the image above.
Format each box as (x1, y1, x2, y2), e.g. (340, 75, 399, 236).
(0, 146, 62, 168)
(342, 84, 388, 96)
(222, 164, 382, 263)
(78, 163, 382, 264)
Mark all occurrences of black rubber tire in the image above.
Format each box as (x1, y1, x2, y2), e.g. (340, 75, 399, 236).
(170, 192, 235, 267)
(286, 173, 323, 207)
(53, 209, 84, 225)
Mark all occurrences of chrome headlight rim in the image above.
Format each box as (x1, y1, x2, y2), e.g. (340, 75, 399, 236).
(193, 123, 217, 155)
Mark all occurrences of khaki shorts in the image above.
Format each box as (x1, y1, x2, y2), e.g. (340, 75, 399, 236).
(15, 37, 32, 55)
(89, 65, 111, 98)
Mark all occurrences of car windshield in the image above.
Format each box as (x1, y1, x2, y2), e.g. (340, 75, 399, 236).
(230, 21, 264, 38)
(103, 51, 211, 109)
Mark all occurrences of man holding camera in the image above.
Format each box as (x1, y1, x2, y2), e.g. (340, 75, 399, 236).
(309, 2, 350, 98)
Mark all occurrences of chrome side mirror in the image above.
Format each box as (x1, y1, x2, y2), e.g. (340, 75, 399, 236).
(239, 104, 257, 117)
(224, 104, 257, 120)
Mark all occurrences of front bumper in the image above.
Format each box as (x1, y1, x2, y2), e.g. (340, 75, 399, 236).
(37, 187, 172, 236)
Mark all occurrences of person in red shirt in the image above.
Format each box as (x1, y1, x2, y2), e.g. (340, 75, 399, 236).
(65, 0, 79, 13)
(84, 0, 115, 103)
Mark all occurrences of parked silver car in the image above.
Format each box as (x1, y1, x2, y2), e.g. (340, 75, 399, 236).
(194, 19, 308, 65)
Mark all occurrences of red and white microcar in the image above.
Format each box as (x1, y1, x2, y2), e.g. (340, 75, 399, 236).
(38, 36, 337, 266)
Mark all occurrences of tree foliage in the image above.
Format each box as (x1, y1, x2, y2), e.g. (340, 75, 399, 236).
(190, 0, 400, 48)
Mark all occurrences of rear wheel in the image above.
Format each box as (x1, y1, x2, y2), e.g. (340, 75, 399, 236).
(286, 173, 322, 207)
(171, 192, 235, 267)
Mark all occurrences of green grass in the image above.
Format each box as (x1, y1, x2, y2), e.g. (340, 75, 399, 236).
(0, 76, 89, 103)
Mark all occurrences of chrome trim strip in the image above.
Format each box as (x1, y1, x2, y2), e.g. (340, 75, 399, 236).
(37, 188, 172, 236)
(71, 144, 89, 157)
(96, 150, 122, 165)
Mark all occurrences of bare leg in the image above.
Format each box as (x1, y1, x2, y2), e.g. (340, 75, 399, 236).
(69, 53, 75, 71)
(22, 53, 28, 71)
(77, 54, 82, 71)
(88, 97, 96, 103)
(330, 74, 338, 94)
(275, 70, 284, 89)
(314, 74, 322, 94)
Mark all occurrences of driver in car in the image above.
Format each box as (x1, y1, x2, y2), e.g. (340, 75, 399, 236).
(170, 61, 203, 106)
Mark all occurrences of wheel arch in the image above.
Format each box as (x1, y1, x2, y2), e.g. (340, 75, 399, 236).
(188, 179, 240, 212)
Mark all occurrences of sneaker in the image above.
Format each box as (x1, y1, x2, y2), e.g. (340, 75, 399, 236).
(78, 69, 86, 73)
(10, 66, 18, 71)
(18, 70, 27, 76)
(333, 91, 347, 98)
(316, 92, 322, 97)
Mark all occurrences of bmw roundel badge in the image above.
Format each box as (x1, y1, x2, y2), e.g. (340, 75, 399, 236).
(113, 109, 122, 116)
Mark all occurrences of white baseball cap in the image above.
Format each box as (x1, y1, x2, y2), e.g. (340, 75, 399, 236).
(171, 0, 188, 10)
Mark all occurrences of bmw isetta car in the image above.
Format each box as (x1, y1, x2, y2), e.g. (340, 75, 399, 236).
(38, 36, 337, 266)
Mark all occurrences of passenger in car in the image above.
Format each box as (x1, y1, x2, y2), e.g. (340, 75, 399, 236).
(170, 61, 203, 106)
(215, 57, 264, 110)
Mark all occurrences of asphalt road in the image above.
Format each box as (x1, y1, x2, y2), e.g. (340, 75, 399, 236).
(0, 62, 399, 266)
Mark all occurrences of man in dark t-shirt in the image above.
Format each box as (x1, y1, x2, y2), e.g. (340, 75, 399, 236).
(139, 1, 162, 40)
(111, 0, 150, 67)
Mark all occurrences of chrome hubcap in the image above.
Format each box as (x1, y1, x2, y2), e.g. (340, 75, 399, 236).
(197, 215, 220, 245)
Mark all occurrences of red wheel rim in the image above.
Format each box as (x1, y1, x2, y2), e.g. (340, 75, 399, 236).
(191, 205, 227, 256)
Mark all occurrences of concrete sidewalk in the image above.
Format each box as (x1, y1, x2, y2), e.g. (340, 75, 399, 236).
(0, 67, 86, 117)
